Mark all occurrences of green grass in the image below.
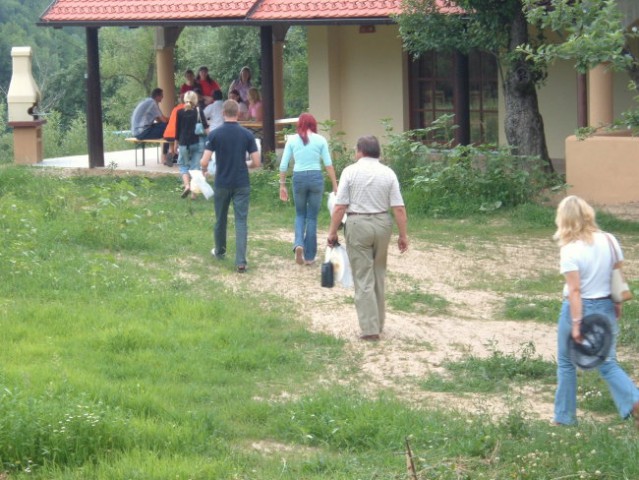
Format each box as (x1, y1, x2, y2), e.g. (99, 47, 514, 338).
(388, 287, 449, 315)
(2, 165, 639, 479)
(504, 296, 562, 323)
(421, 342, 556, 394)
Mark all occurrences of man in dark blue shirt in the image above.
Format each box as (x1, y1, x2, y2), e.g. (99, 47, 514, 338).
(200, 100, 260, 273)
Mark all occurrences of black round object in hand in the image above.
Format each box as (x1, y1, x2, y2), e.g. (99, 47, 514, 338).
(568, 313, 613, 370)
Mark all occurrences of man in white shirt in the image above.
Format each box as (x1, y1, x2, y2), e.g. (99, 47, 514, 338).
(327, 135, 408, 341)
(203, 90, 225, 131)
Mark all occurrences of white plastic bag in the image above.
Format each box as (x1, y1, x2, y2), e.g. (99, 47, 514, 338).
(189, 169, 214, 200)
(327, 192, 347, 224)
(324, 244, 353, 288)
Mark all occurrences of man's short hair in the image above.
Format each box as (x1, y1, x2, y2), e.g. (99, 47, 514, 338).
(151, 88, 163, 100)
(213, 90, 223, 101)
(223, 99, 239, 118)
(356, 135, 380, 158)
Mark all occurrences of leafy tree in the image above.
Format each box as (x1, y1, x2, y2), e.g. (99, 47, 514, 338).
(397, 0, 553, 171)
(398, 0, 638, 167)
(100, 27, 156, 128)
(283, 26, 309, 117)
(520, 0, 637, 79)
(0, 0, 85, 125)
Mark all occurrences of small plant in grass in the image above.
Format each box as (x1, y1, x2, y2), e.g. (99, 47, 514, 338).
(66, 176, 162, 251)
(0, 388, 131, 473)
(388, 287, 449, 315)
(422, 342, 555, 393)
(504, 296, 560, 323)
(618, 301, 639, 348)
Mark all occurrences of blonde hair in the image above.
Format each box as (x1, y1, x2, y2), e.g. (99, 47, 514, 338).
(553, 195, 599, 246)
(183, 90, 198, 110)
(247, 87, 261, 103)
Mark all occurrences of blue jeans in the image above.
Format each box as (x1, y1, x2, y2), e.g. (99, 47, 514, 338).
(213, 186, 250, 267)
(292, 170, 324, 262)
(554, 298, 639, 425)
(178, 141, 204, 175)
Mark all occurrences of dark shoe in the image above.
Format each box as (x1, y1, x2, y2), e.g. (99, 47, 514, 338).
(181, 187, 191, 199)
(237, 265, 247, 273)
(163, 153, 175, 167)
(359, 334, 380, 341)
(295, 246, 304, 265)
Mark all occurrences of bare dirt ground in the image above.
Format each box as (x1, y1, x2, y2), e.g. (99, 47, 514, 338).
(221, 214, 639, 424)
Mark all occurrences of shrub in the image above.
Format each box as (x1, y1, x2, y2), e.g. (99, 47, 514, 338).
(319, 119, 352, 179)
(0, 100, 14, 164)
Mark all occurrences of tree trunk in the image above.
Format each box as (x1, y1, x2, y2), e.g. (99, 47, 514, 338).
(503, 8, 554, 173)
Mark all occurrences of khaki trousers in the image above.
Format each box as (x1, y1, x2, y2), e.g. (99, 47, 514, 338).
(345, 214, 393, 335)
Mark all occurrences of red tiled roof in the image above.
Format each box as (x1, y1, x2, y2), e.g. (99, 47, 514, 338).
(40, 0, 461, 24)
(251, 1, 403, 20)
(40, 0, 256, 23)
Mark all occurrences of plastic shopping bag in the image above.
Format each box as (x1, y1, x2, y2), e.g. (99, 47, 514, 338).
(189, 169, 214, 200)
(324, 243, 353, 288)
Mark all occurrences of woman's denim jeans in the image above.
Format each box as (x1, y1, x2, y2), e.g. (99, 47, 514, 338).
(554, 298, 639, 424)
(178, 141, 204, 175)
(292, 170, 324, 262)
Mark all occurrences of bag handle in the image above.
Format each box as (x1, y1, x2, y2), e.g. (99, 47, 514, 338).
(604, 232, 620, 267)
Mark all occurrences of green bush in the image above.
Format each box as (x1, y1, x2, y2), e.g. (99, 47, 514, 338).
(0, 101, 14, 164)
(379, 116, 564, 217)
(406, 145, 560, 216)
(319, 119, 353, 179)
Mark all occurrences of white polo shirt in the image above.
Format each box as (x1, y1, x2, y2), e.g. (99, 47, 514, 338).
(335, 157, 404, 214)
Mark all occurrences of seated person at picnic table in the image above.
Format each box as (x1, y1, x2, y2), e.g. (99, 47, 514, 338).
(130, 87, 170, 163)
(247, 87, 263, 122)
(196, 66, 222, 105)
(229, 66, 252, 103)
(203, 90, 224, 131)
(228, 88, 249, 121)
(179, 69, 197, 101)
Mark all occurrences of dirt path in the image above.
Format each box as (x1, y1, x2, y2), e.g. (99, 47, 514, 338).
(221, 220, 639, 422)
(220, 229, 564, 420)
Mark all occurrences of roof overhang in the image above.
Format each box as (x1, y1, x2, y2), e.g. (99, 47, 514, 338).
(38, 0, 454, 28)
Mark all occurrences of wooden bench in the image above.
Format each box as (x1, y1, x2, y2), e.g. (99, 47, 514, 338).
(125, 138, 169, 166)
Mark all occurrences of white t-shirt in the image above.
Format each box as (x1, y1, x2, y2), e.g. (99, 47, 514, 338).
(560, 231, 623, 298)
(203, 100, 224, 131)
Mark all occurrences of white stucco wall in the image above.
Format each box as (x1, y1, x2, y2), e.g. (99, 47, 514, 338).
(536, 61, 635, 161)
(308, 23, 636, 162)
(308, 25, 407, 148)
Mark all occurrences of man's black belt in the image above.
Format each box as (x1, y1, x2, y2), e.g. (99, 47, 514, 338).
(347, 211, 388, 215)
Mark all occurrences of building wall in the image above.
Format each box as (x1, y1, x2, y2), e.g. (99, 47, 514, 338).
(536, 61, 635, 162)
(308, 25, 407, 148)
(309, 24, 636, 162)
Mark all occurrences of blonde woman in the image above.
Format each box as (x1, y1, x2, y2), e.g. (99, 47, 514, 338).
(176, 90, 208, 198)
(553, 195, 639, 426)
(247, 87, 263, 122)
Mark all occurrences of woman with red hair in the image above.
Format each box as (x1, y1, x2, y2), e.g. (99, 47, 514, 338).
(279, 113, 338, 265)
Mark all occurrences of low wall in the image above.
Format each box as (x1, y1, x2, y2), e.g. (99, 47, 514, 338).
(565, 133, 639, 205)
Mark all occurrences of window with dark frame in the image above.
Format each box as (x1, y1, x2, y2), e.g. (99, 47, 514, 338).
(409, 50, 498, 145)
